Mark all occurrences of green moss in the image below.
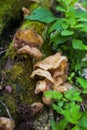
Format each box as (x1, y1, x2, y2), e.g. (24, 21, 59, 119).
(0, 94, 17, 119)
(0, 0, 31, 35)
(20, 20, 46, 35)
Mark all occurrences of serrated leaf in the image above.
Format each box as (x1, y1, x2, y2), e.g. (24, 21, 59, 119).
(61, 30, 74, 36)
(44, 90, 63, 100)
(52, 102, 81, 124)
(77, 77, 87, 93)
(50, 120, 57, 130)
(25, 7, 56, 23)
(72, 39, 87, 50)
(55, 118, 68, 130)
(78, 112, 87, 128)
(64, 89, 82, 102)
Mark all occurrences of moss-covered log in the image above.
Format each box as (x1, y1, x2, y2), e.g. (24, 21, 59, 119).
(0, 1, 53, 127)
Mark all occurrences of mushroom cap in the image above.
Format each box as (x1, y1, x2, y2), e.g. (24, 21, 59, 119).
(0, 117, 15, 130)
(35, 79, 51, 94)
(30, 68, 55, 83)
(13, 29, 43, 48)
(42, 96, 52, 106)
(17, 45, 43, 58)
(30, 102, 43, 115)
(34, 52, 68, 70)
(54, 82, 73, 92)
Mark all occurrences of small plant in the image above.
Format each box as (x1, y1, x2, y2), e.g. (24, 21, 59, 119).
(25, 0, 87, 129)
(44, 90, 87, 130)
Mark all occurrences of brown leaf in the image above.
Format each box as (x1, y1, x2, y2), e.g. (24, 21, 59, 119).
(0, 117, 15, 130)
(17, 45, 43, 58)
(30, 68, 55, 83)
(34, 52, 68, 70)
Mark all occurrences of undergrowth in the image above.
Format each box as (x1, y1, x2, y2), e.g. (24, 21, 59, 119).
(25, 0, 87, 130)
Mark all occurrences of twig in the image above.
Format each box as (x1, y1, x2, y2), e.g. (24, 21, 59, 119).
(81, 103, 86, 112)
(0, 100, 12, 119)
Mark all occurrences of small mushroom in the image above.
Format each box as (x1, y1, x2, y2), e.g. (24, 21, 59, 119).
(17, 45, 43, 58)
(42, 95, 53, 106)
(0, 117, 15, 130)
(30, 102, 43, 115)
(30, 68, 55, 83)
(22, 7, 30, 16)
(35, 79, 52, 94)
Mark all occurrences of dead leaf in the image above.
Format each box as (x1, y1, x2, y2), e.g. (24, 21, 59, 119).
(30, 68, 54, 83)
(0, 117, 15, 130)
(34, 52, 68, 70)
(17, 45, 43, 58)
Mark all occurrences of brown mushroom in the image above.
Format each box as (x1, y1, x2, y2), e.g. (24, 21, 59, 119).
(42, 96, 52, 106)
(13, 29, 43, 49)
(17, 45, 43, 58)
(34, 52, 67, 70)
(30, 102, 43, 115)
(54, 82, 73, 92)
(13, 29, 44, 58)
(35, 79, 52, 94)
(30, 68, 55, 83)
(22, 7, 30, 16)
(0, 117, 15, 130)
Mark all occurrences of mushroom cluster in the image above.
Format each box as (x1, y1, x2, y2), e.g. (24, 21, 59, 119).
(13, 29, 44, 58)
(30, 52, 73, 105)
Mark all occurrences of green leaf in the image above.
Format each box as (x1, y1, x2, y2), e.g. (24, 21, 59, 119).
(72, 39, 87, 50)
(55, 118, 68, 130)
(61, 30, 74, 36)
(44, 90, 63, 100)
(52, 102, 82, 124)
(64, 89, 82, 102)
(25, 7, 56, 23)
(78, 112, 87, 128)
(48, 19, 63, 33)
(56, 6, 66, 12)
(77, 77, 87, 93)
(72, 125, 80, 130)
(50, 120, 57, 130)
